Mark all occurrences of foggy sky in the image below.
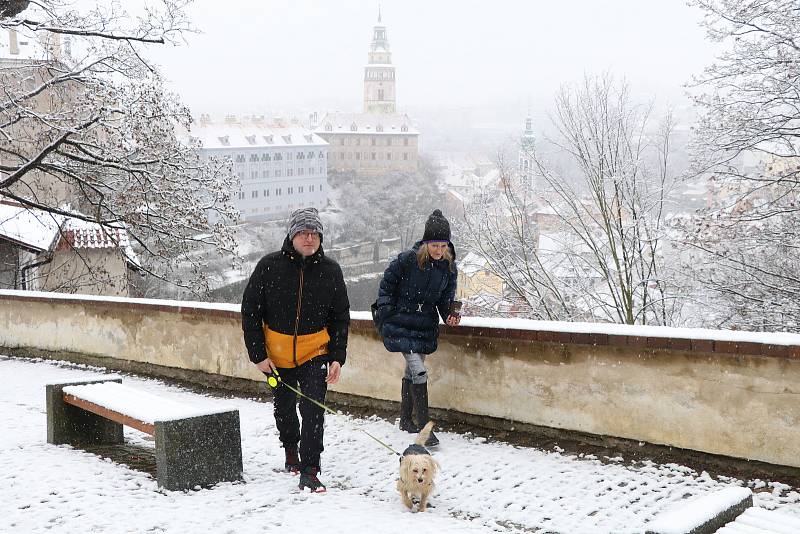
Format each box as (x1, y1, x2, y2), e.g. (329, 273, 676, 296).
(147, 0, 716, 121)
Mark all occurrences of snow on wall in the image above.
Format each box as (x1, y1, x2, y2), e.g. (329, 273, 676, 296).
(3, 289, 800, 347)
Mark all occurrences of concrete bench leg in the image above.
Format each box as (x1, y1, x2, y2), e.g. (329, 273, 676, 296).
(155, 410, 243, 491)
(46, 378, 124, 445)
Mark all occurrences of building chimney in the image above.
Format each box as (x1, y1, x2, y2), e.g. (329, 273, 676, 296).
(9, 29, 19, 56)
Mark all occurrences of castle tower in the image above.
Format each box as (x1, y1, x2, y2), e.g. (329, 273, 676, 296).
(518, 115, 536, 189)
(363, 8, 396, 114)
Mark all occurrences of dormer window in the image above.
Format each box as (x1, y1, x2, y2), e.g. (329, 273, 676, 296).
(263, 135, 274, 144)
(325, 123, 333, 132)
(401, 124, 408, 132)
(218, 135, 230, 146)
(282, 135, 292, 144)
(350, 122, 358, 132)
(376, 124, 383, 132)
(304, 134, 314, 143)
(246, 135, 257, 145)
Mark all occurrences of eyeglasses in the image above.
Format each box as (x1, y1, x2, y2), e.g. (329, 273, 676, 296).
(296, 231, 320, 240)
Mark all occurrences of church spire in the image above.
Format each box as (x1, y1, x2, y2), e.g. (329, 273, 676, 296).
(378, 4, 382, 23)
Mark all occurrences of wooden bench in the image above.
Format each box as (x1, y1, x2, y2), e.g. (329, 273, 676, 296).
(46, 377, 243, 491)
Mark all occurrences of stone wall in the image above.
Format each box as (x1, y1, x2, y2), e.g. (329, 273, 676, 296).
(2, 289, 800, 468)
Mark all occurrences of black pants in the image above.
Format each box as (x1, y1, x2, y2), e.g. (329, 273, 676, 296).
(271, 358, 328, 470)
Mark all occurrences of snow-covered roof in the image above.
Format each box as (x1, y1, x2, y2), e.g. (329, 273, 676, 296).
(458, 251, 489, 275)
(54, 219, 131, 251)
(444, 168, 501, 190)
(0, 199, 62, 251)
(315, 112, 419, 135)
(191, 122, 328, 151)
(0, 198, 138, 264)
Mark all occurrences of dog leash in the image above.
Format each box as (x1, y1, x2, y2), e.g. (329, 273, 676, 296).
(266, 369, 401, 457)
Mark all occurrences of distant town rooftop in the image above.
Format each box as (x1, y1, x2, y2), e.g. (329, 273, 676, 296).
(190, 115, 328, 150)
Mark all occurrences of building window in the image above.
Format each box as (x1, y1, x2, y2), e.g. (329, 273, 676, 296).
(252, 190, 258, 198)
(310, 184, 315, 192)
(298, 168, 304, 175)
(403, 153, 408, 160)
(319, 152, 324, 159)
(288, 153, 293, 160)
(262, 153, 271, 161)
(404, 138, 409, 146)
(308, 151, 314, 159)
(288, 187, 294, 194)
(276, 170, 282, 177)
(235, 154, 245, 163)
(319, 183, 324, 191)
(265, 189, 269, 196)
(371, 138, 376, 146)
(276, 188, 282, 196)
(251, 171, 258, 179)
(319, 166, 323, 173)
(308, 167, 314, 175)
(250, 154, 259, 162)
(238, 191, 245, 200)
(387, 153, 391, 160)
(275, 153, 283, 161)
(371, 152, 376, 160)
(378, 89, 384, 100)
(356, 152, 361, 160)
(287, 169, 293, 176)
(387, 138, 391, 146)
(263, 170, 270, 178)
(299, 186, 304, 193)
(340, 152, 345, 160)
(355, 138, 361, 146)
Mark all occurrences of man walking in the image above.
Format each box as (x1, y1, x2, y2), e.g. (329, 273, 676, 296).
(242, 207, 350, 493)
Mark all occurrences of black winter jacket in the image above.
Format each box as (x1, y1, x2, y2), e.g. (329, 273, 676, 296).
(241, 237, 350, 368)
(374, 241, 457, 354)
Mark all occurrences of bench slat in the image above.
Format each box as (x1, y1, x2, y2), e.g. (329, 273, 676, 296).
(63, 393, 155, 435)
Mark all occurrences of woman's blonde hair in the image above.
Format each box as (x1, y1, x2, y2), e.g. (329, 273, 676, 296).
(417, 243, 454, 272)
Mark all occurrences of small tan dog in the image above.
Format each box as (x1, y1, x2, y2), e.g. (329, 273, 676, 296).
(397, 421, 439, 512)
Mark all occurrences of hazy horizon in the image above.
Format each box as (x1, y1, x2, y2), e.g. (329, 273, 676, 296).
(148, 0, 716, 133)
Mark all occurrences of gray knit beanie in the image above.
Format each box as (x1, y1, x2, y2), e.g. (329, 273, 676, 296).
(287, 207, 323, 239)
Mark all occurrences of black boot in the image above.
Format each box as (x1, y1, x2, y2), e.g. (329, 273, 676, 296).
(399, 379, 420, 433)
(283, 444, 300, 474)
(411, 382, 439, 447)
(298, 466, 326, 493)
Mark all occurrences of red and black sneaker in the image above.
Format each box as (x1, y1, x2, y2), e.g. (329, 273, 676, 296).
(298, 466, 326, 493)
(284, 445, 300, 475)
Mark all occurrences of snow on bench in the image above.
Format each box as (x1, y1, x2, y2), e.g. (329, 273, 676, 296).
(646, 487, 753, 534)
(61, 381, 232, 434)
(716, 506, 800, 533)
(46, 377, 243, 491)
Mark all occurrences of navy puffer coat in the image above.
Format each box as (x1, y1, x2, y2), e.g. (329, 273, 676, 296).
(374, 241, 458, 354)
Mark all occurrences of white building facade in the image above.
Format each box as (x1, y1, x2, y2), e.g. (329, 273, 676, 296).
(194, 117, 329, 221)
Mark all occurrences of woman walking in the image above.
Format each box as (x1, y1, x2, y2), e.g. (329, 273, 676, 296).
(373, 209, 460, 447)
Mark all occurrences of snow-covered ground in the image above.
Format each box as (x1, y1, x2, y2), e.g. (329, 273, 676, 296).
(3, 356, 800, 534)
